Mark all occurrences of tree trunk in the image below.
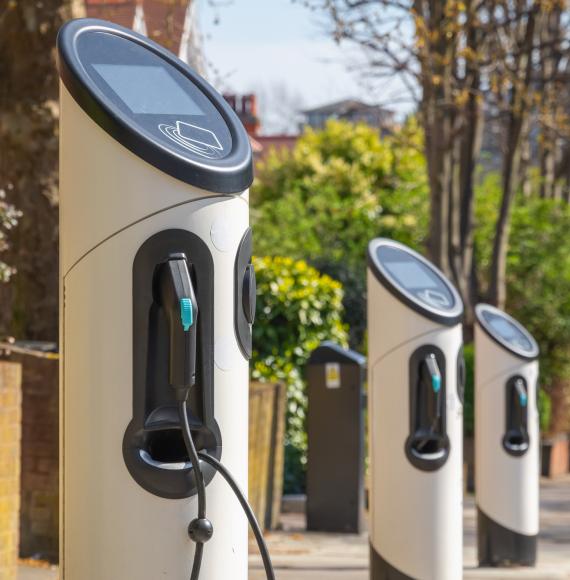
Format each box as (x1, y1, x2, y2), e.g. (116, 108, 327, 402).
(540, 136, 557, 199)
(489, 112, 528, 308)
(425, 109, 453, 277)
(419, 0, 457, 281)
(453, 4, 483, 334)
(519, 127, 532, 199)
(419, 0, 482, 333)
(538, 4, 563, 201)
(0, 1, 74, 341)
(548, 377, 570, 434)
(488, 8, 538, 308)
(555, 144, 570, 203)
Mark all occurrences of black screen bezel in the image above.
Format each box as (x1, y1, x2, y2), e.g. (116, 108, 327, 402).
(57, 19, 253, 194)
(368, 238, 464, 326)
(475, 304, 539, 361)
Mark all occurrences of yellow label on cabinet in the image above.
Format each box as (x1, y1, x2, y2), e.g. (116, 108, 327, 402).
(325, 362, 341, 389)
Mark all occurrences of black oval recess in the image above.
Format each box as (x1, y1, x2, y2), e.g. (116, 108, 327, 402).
(475, 304, 539, 361)
(368, 238, 464, 326)
(57, 19, 253, 194)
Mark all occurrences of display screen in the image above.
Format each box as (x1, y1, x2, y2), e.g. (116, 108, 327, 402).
(384, 261, 438, 290)
(93, 64, 205, 115)
(490, 318, 518, 340)
(376, 244, 458, 313)
(483, 311, 534, 352)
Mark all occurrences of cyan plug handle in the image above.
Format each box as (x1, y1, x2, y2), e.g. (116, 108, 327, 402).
(180, 297, 194, 331)
(515, 378, 528, 407)
(425, 354, 442, 393)
(422, 353, 442, 423)
(156, 254, 199, 399)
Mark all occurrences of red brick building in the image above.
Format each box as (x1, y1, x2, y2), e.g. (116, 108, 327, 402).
(223, 93, 299, 162)
(254, 135, 298, 160)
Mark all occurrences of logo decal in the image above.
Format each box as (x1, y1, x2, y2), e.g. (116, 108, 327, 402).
(159, 121, 224, 159)
(418, 289, 451, 309)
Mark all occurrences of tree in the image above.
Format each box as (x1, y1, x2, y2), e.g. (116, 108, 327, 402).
(253, 119, 428, 347)
(301, 0, 488, 326)
(475, 173, 570, 433)
(0, 0, 78, 341)
(535, 5, 570, 202)
(0, 0, 202, 341)
(487, 2, 542, 307)
(302, 0, 570, 319)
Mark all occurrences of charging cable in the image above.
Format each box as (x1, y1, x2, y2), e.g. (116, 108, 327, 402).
(178, 400, 210, 579)
(179, 399, 276, 580)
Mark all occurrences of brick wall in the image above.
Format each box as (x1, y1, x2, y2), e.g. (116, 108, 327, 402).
(0, 362, 22, 580)
(85, 0, 137, 29)
(16, 357, 59, 562)
(85, 0, 191, 54)
(142, 0, 189, 54)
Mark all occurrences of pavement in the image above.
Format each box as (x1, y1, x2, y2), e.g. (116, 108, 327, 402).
(19, 476, 570, 580)
(250, 476, 570, 580)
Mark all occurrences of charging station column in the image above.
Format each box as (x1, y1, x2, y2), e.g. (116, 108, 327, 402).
(367, 238, 465, 580)
(58, 19, 254, 580)
(475, 304, 540, 567)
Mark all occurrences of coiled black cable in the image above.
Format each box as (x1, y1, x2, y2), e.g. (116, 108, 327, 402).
(179, 399, 275, 580)
(198, 452, 276, 580)
(178, 400, 208, 580)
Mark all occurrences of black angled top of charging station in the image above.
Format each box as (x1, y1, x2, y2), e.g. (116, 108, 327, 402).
(475, 303, 539, 361)
(57, 19, 253, 194)
(368, 238, 464, 326)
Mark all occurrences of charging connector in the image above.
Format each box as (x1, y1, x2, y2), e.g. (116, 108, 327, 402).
(161, 253, 274, 579)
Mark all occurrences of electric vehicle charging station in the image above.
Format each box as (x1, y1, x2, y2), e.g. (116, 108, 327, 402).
(57, 19, 265, 580)
(306, 341, 366, 534)
(475, 303, 540, 567)
(367, 238, 465, 580)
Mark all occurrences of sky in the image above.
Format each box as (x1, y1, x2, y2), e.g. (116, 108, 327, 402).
(198, 0, 410, 135)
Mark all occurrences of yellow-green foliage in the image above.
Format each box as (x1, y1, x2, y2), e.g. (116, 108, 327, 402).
(252, 118, 428, 347)
(253, 118, 427, 265)
(475, 176, 570, 397)
(251, 256, 348, 491)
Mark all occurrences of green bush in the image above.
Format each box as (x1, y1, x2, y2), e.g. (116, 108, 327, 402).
(507, 199, 570, 387)
(475, 180, 570, 391)
(251, 256, 348, 493)
(538, 388, 552, 434)
(252, 119, 428, 348)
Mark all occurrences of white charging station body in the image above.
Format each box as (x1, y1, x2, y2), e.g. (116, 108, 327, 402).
(367, 239, 465, 580)
(475, 304, 539, 566)
(58, 19, 254, 580)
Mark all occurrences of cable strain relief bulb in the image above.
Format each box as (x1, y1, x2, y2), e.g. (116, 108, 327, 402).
(188, 518, 214, 543)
